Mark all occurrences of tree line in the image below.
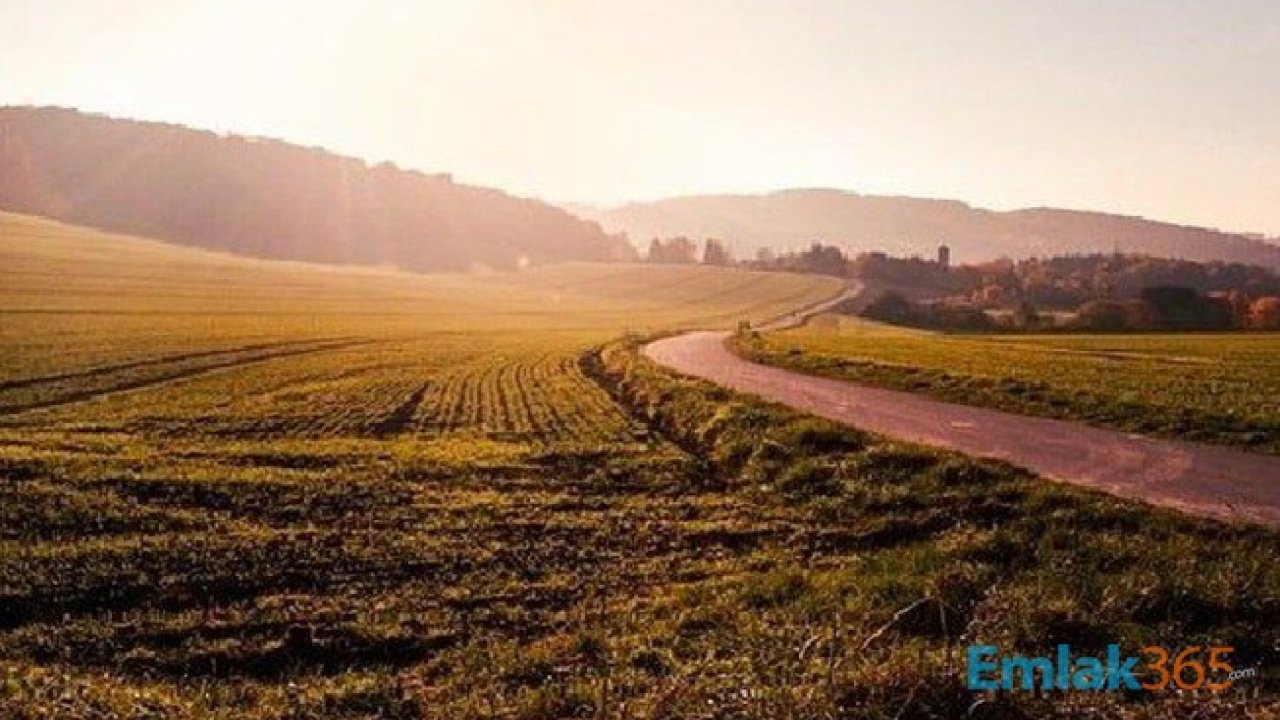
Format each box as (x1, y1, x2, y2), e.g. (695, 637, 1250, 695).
(645, 237, 732, 265)
(642, 236, 1280, 331)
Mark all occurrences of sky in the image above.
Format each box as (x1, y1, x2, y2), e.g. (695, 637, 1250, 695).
(2, 0, 1278, 235)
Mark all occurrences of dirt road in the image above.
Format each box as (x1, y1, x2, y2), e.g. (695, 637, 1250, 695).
(645, 330, 1280, 526)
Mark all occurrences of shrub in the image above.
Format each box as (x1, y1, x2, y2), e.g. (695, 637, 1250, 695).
(778, 418, 865, 455)
(1073, 299, 1131, 330)
(861, 291, 917, 324)
(774, 458, 840, 499)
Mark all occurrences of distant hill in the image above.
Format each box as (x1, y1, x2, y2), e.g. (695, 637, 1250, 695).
(0, 107, 634, 271)
(575, 189, 1280, 268)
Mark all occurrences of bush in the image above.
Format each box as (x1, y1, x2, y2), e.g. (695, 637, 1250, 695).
(1140, 285, 1233, 329)
(861, 291, 916, 324)
(1073, 300, 1131, 330)
(778, 418, 865, 455)
(774, 459, 840, 499)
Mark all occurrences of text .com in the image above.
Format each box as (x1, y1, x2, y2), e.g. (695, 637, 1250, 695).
(967, 644, 1257, 692)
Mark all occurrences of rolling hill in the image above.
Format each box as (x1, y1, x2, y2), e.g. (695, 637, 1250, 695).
(0, 107, 635, 272)
(576, 189, 1280, 267)
(0, 210, 837, 331)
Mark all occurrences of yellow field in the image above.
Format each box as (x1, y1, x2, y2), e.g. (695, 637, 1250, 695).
(0, 213, 855, 717)
(1, 210, 839, 391)
(1, 213, 1275, 719)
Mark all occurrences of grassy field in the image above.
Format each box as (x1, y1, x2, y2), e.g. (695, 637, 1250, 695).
(1, 213, 1277, 718)
(735, 314, 1280, 454)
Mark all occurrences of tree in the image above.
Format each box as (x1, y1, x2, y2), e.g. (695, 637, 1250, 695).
(1139, 285, 1232, 329)
(702, 238, 732, 266)
(1123, 299, 1158, 329)
(796, 243, 848, 277)
(646, 238, 663, 263)
(647, 237, 698, 264)
(861, 292, 916, 325)
(1073, 300, 1130, 330)
(666, 237, 697, 264)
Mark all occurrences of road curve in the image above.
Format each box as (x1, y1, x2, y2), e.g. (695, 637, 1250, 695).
(645, 330, 1280, 527)
(750, 281, 866, 331)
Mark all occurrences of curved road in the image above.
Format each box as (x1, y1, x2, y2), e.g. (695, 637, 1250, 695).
(645, 328, 1280, 527)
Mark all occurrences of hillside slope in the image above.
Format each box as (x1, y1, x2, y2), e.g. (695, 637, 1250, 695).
(0, 211, 838, 334)
(578, 188, 1280, 267)
(0, 107, 635, 272)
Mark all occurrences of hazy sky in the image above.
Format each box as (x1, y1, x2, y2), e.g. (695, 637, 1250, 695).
(2, 0, 1278, 234)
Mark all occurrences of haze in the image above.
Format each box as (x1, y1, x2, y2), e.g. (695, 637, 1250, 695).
(2, 0, 1277, 235)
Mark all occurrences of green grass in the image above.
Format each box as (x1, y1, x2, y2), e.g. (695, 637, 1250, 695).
(734, 314, 1280, 453)
(0, 213, 1276, 718)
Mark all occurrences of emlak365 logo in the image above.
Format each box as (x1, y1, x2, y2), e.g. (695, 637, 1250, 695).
(967, 644, 1256, 692)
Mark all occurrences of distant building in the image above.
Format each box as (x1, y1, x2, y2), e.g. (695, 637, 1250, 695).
(937, 243, 951, 269)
